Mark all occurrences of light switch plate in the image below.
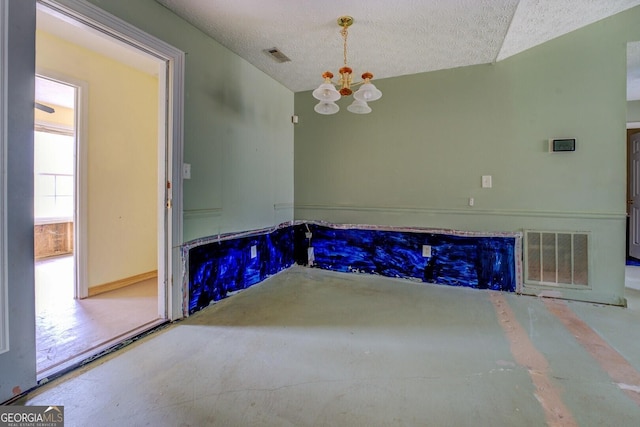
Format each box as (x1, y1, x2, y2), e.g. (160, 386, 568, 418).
(482, 175, 492, 188)
(183, 163, 191, 179)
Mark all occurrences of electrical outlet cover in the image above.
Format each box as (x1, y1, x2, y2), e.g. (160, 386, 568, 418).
(422, 245, 432, 257)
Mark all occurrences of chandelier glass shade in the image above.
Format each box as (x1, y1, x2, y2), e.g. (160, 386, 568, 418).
(313, 16, 382, 115)
(346, 99, 372, 114)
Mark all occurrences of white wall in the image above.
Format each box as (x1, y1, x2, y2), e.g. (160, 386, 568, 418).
(629, 100, 640, 123)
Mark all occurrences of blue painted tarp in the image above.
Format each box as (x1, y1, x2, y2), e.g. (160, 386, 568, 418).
(300, 223, 517, 292)
(185, 222, 520, 315)
(187, 226, 295, 314)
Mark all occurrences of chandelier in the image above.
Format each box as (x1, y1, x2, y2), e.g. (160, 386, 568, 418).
(313, 16, 382, 115)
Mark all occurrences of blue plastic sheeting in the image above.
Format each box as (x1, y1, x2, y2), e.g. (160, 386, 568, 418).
(187, 222, 519, 315)
(301, 223, 517, 292)
(188, 226, 295, 314)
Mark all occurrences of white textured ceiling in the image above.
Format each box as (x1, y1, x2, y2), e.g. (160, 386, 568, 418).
(35, 76, 75, 109)
(156, 0, 640, 100)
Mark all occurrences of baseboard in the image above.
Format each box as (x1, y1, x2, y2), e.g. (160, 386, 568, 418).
(88, 270, 157, 297)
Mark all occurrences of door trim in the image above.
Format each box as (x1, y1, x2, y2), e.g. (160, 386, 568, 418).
(0, 0, 9, 355)
(39, 0, 185, 319)
(630, 129, 640, 259)
(35, 71, 89, 299)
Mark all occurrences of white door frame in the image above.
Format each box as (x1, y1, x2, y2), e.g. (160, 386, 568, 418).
(631, 131, 640, 259)
(34, 72, 88, 299)
(0, 0, 9, 356)
(39, 0, 185, 319)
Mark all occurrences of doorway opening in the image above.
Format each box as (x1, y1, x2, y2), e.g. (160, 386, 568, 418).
(33, 76, 80, 373)
(625, 39, 640, 309)
(628, 129, 640, 310)
(34, 2, 171, 378)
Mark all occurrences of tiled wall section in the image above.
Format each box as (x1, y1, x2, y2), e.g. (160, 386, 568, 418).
(186, 222, 520, 315)
(299, 223, 519, 292)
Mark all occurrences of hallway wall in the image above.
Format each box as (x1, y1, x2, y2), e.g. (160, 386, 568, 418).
(36, 30, 158, 287)
(630, 100, 640, 122)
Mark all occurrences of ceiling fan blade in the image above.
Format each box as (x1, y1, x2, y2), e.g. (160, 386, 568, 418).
(34, 102, 55, 114)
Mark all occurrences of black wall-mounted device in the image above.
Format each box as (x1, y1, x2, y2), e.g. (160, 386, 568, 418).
(549, 138, 576, 152)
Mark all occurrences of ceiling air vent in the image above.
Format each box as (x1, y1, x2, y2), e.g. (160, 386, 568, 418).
(264, 47, 291, 63)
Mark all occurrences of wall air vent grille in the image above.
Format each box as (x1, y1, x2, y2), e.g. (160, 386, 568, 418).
(524, 231, 589, 288)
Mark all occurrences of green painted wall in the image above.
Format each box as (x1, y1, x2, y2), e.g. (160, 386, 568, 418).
(629, 100, 640, 122)
(60, 1, 640, 305)
(83, 0, 294, 242)
(294, 6, 640, 305)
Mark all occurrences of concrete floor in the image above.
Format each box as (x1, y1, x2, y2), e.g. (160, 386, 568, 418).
(17, 266, 640, 426)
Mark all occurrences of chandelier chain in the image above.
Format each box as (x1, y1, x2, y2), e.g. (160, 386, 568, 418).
(342, 26, 348, 66)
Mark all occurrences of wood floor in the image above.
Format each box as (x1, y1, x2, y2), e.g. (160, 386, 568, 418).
(35, 256, 163, 378)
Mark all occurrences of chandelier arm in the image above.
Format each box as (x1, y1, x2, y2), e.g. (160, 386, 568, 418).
(351, 78, 375, 88)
